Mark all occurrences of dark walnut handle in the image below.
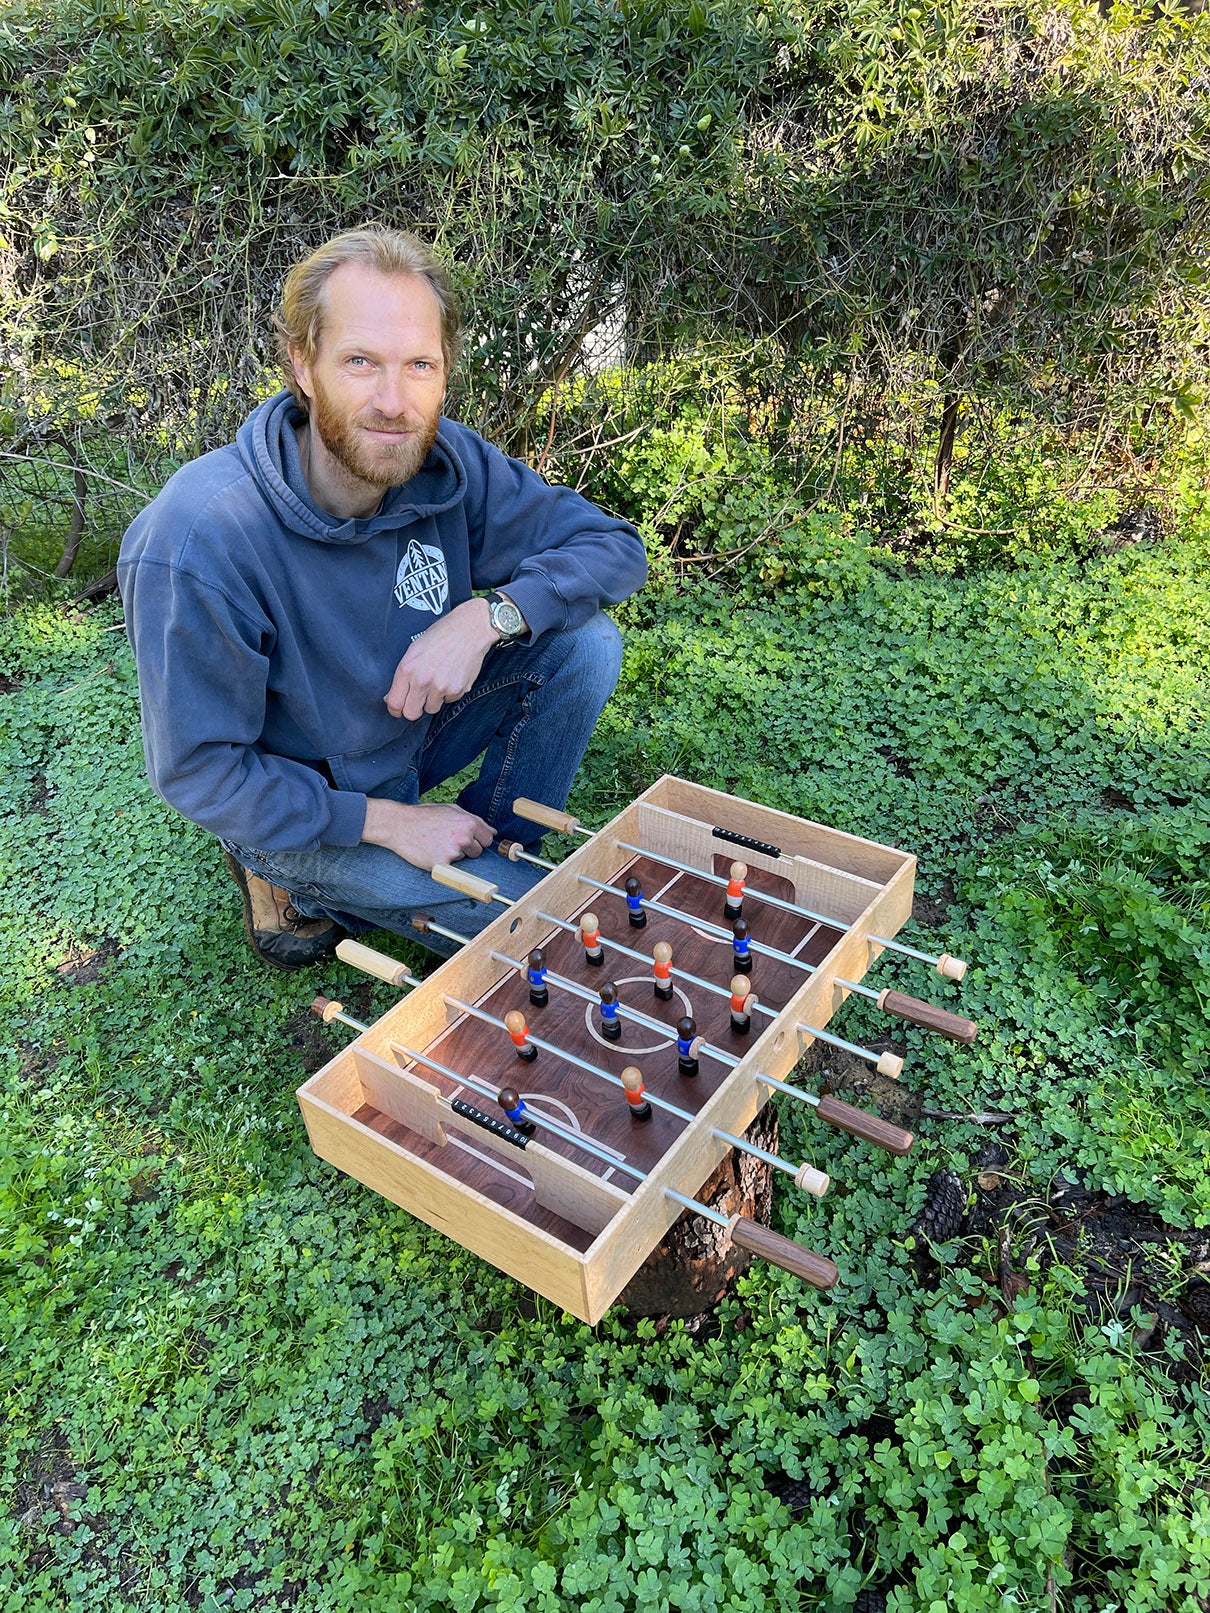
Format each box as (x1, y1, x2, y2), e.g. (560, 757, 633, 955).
(816, 1095, 913, 1156)
(726, 1217, 839, 1289)
(877, 990, 977, 1045)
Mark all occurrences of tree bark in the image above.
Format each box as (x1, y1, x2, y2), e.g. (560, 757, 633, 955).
(620, 1105, 778, 1319)
(53, 467, 88, 577)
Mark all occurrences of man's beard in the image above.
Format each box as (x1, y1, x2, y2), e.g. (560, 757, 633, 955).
(311, 391, 439, 492)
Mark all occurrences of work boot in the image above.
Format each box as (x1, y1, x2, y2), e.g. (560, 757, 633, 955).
(223, 851, 339, 970)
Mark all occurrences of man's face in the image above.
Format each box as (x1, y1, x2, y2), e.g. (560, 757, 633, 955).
(290, 262, 447, 500)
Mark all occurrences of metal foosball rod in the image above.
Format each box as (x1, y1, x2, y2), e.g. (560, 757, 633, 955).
(530, 909, 905, 1079)
(567, 870, 977, 1046)
(336, 935, 912, 1159)
(426, 860, 973, 1046)
(444, 989, 831, 1198)
(309, 995, 838, 1289)
(508, 799, 967, 980)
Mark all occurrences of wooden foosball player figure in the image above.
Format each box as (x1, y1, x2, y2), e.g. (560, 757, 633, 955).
(299, 776, 978, 1324)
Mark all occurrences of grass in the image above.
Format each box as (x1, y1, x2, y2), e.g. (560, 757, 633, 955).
(2, 506, 1209, 1609)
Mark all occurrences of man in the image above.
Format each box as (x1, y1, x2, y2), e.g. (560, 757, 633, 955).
(119, 226, 646, 969)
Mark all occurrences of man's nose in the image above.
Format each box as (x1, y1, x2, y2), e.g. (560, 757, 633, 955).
(373, 369, 410, 417)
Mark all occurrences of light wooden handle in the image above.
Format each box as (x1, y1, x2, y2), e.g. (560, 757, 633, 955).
(794, 1164, 831, 1198)
(310, 994, 345, 1025)
(727, 1216, 838, 1289)
(877, 990, 977, 1045)
(430, 863, 499, 903)
(336, 939, 415, 989)
(936, 953, 967, 981)
(816, 1096, 913, 1156)
(875, 1051, 904, 1079)
(512, 797, 580, 833)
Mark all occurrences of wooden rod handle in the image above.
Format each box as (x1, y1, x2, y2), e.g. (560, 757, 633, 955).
(336, 939, 415, 988)
(877, 990, 977, 1045)
(816, 1095, 914, 1156)
(430, 863, 499, 903)
(794, 1164, 831, 1198)
(936, 953, 967, 981)
(512, 797, 580, 833)
(726, 1216, 838, 1289)
(310, 993, 345, 1025)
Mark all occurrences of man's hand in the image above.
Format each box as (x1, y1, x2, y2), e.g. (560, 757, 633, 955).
(361, 798, 495, 871)
(385, 598, 498, 721)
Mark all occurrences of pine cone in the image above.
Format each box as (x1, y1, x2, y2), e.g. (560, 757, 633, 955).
(1180, 1278, 1210, 1327)
(912, 1169, 967, 1242)
(854, 1588, 889, 1613)
(764, 1471, 816, 1518)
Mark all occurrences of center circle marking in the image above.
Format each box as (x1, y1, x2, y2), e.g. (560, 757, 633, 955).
(582, 974, 694, 1054)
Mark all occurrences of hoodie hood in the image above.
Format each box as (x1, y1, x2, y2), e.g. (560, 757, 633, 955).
(235, 388, 469, 545)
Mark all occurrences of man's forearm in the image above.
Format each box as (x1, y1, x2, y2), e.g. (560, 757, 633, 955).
(361, 797, 495, 871)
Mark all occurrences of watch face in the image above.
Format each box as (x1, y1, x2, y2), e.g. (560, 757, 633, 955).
(491, 596, 525, 637)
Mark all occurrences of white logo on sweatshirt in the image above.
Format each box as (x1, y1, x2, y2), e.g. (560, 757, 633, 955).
(394, 540, 449, 615)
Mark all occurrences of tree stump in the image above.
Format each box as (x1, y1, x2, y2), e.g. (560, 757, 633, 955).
(620, 1105, 778, 1319)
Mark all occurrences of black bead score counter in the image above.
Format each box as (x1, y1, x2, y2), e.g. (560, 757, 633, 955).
(299, 775, 976, 1325)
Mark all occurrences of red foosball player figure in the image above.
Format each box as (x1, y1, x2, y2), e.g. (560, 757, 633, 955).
(505, 1009, 539, 1062)
(724, 861, 747, 922)
(620, 1066, 652, 1122)
(579, 911, 605, 967)
(729, 976, 756, 1036)
(652, 941, 674, 1001)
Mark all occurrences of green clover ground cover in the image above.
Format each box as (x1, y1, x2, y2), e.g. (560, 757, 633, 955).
(2, 530, 1210, 1610)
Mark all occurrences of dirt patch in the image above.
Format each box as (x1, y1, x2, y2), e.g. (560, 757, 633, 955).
(284, 974, 382, 1076)
(54, 936, 123, 986)
(17, 1040, 63, 1090)
(911, 879, 958, 928)
(10, 1441, 140, 1595)
(913, 1146, 1210, 1375)
(0, 673, 22, 695)
(25, 773, 54, 815)
(1100, 506, 1165, 553)
(12, 1442, 83, 1541)
(803, 1040, 923, 1132)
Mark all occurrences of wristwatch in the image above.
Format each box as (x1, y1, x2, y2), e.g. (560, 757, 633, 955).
(486, 590, 527, 644)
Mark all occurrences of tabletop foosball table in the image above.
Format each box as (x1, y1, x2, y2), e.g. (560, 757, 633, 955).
(299, 776, 976, 1324)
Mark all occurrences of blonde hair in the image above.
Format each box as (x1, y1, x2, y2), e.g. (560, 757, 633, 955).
(274, 226, 461, 410)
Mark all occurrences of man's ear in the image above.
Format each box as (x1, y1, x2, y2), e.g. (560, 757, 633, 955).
(287, 344, 313, 402)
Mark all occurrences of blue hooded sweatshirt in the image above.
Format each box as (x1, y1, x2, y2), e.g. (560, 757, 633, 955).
(118, 390, 646, 852)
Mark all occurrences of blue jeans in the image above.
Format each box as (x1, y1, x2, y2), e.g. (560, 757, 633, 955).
(222, 613, 623, 956)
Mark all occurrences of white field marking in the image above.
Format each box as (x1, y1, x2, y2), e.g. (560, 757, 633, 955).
(446, 1133, 535, 1192)
(653, 867, 683, 906)
(650, 867, 732, 948)
(520, 1092, 626, 1184)
(582, 975, 692, 1055)
(789, 922, 823, 958)
(446, 1083, 621, 1187)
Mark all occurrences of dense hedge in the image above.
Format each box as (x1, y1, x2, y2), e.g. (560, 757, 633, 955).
(1, 0, 1207, 471)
